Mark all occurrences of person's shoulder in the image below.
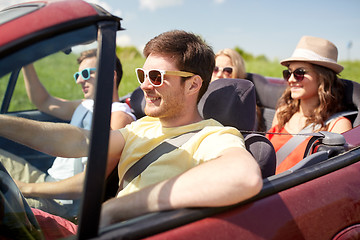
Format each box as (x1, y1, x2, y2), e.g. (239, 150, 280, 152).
(111, 102, 137, 120)
(268, 124, 281, 133)
(199, 118, 223, 127)
(328, 116, 352, 133)
(79, 99, 94, 111)
(198, 119, 242, 137)
(192, 121, 246, 158)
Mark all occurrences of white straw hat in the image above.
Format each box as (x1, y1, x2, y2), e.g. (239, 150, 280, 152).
(280, 36, 343, 73)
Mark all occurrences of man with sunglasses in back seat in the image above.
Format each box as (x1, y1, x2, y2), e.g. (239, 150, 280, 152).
(0, 49, 135, 220)
(0, 30, 262, 232)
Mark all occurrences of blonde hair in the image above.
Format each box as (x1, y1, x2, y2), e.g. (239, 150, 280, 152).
(215, 48, 246, 79)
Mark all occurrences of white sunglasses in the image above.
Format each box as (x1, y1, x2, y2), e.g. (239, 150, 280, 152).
(135, 68, 194, 87)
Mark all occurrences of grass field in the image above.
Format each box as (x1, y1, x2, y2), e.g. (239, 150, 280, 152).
(1, 51, 359, 112)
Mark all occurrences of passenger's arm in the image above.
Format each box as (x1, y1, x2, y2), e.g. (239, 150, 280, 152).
(110, 110, 134, 130)
(0, 115, 89, 158)
(22, 64, 80, 121)
(100, 147, 263, 227)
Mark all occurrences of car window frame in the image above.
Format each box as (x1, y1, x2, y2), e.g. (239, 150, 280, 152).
(0, 2, 122, 238)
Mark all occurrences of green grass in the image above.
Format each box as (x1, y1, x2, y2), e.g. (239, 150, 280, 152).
(338, 61, 360, 82)
(0, 52, 145, 112)
(118, 57, 145, 97)
(1, 52, 359, 112)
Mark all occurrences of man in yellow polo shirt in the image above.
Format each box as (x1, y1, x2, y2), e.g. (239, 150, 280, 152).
(0, 30, 262, 228)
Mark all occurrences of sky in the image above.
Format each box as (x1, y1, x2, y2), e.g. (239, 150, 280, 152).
(1, 0, 360, 61)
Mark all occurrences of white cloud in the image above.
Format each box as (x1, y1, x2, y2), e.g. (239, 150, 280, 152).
(139, 0, 184, 11)
(116, 35, 145, 56)
(116, 34, 132, 46)
(85, 0, 113, 13)
(137, 44, 145, 54)
(112, 9, 123, 18)
(214, 0, 226, 4)
(84, 0, 122, 17)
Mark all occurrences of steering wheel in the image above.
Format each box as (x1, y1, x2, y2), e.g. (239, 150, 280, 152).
(0, 162, 43, 239)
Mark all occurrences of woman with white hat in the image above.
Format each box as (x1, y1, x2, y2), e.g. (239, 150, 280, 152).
(267, 36, 352, 174)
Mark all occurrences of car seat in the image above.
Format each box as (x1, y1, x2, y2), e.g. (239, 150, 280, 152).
(198, 78, 257, 131)
(197, 78, 276, 178)
(129, 86, 146, 120)
(342, 79, 360, 127)
(245, 73, 286, 131)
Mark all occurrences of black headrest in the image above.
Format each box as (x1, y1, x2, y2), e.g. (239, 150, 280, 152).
(246, 73, 286, 109)
(342, 79, 360, 127)
(198, 78, 257, 131)
(129, 87, 146, 120)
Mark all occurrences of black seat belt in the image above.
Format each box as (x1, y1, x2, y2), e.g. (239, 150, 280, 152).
(119, 129, 201, 190)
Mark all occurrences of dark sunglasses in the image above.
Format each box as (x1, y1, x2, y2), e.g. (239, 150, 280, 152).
(74, 68, 96, 82)
(135, 68, 195, 87)
(213, 66, 233, 75)
(282, 68, 307, 82)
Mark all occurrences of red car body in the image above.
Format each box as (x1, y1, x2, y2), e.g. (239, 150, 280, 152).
(146, 155, 360, 240)
(0, 0, 98, 47)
